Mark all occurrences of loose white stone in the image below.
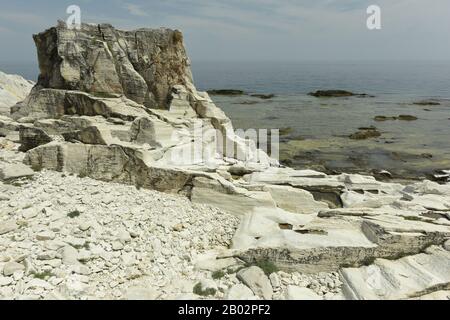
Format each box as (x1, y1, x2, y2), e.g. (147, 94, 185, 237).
(444, 240, 450, 251)
(60, 246, 79, 266)
(36, 231, 56, 241)
(237, 266, 273, 300)
(0, 220, 18, 235)
(3, 261, 25, 276)
(0, 276, 13, 286)
(226, 284, 258, 300)
(285, 286, 322, 300)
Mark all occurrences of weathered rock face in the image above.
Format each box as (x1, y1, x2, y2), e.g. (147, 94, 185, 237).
(0, 71, 34, 115)
(341, 246, 450, 300)
(7, 22, 450, 300)
(13, 21, 274, 195)
(33, 21, 193, 109)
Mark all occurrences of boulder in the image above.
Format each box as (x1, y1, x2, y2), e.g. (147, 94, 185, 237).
(0, 163, 34, 181)
(19, 126, 53, 151)
(236, 266, 273, 300)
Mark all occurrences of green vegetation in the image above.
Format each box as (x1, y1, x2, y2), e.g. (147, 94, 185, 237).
(31, 270, 55, 280)
(211, 270, 226, 280)
(67, 210, 81, 218)
(193, 282, 217, 297)
(72, 241, 90, 250)
(403, 215, 423, 221)
(77, 171, 88, 178)
(250, 259, 279, 276)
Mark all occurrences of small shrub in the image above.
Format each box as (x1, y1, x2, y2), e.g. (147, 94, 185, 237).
(403, 216, 422, 221)
(193, 282, 216, 297)
(72, 241, 90, 250)
(212, 270, 226, 280)
(250, 260, 279, 276)
(67, 210, 81, 218)
(31, 270, 54, 280)
(78, 171, 88, 179)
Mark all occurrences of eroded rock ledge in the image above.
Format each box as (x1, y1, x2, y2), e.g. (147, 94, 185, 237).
(1, 22, 449, 300)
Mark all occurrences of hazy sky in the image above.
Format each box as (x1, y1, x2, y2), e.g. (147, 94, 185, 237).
(0, 0, 449, 64)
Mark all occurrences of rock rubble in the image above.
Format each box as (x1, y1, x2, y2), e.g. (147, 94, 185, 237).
(0, 21, 449, 300)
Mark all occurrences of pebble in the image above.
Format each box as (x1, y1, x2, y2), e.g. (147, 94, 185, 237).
(3, 261, 25, 276)
(0, 144, 244, 300)
(36, 231, 56, 241)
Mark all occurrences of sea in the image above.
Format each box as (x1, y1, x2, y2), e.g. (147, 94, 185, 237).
(3, 60, 450, 179)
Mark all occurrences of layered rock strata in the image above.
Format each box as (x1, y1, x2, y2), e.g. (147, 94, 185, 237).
(2, 21, 449, 300)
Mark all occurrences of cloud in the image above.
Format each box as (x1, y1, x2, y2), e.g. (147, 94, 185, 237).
(0, 26, 12, 33)
(0, 0, 449, 62)
(0, 11, 48, 27)
(122, 2, 149, 17)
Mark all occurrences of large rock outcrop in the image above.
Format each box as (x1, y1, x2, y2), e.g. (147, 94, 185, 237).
(0, 71, 34, 115)
(12, 21, 273, 190)
(32, 21, 192, 109)
(9, 22, 450, 300)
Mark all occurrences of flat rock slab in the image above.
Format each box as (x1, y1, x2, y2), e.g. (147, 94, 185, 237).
(0, 163, 34, 181)
(237, 266, 273, 300)
(341, 246, 450, 300)
(233, 206, 450, 273)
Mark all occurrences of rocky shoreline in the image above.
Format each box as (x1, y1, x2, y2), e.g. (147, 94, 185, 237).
(0, 22, 449, 300)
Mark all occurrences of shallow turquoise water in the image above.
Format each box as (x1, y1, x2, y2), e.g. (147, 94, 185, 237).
(190, 61, 450, 177)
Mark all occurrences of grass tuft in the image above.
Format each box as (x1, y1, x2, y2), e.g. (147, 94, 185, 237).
(193, 282, 216, 296)
(31, 270, 55, 280)
(211, 270, 226, 280)
(67, 210, 81, 218)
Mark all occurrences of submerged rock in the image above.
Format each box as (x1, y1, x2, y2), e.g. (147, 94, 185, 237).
(308, 90, 373, 98)
(374, 116, 397, 121)
(413, 100, 441, 106)
(207, 89, 245, 96)
(349, 127, 381, 140)
(374, 115, 418, 121)
(397, 115, 418, 121)
(309, 90, 355, 97)
(250, 94, 275, 99)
